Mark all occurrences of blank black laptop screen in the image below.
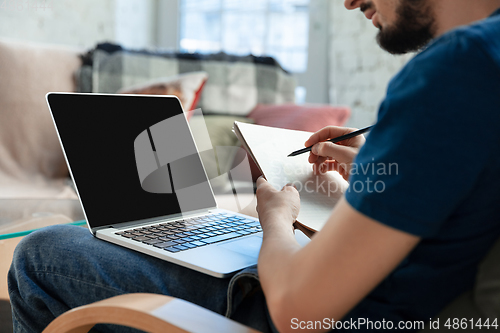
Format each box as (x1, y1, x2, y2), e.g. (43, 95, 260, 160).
(48, 93, 216, 229)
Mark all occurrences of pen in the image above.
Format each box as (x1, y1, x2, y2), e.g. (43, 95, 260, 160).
(287, 125, 373, 157)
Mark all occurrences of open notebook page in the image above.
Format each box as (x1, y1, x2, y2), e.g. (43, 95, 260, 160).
(234, 122, 348, 232)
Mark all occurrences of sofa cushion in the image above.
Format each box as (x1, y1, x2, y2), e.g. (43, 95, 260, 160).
(0, 39, 81, 197)
(117, 71, 208, 117)
(77, 43, 296, 116)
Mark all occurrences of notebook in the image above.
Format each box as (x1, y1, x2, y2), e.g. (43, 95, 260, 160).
(233, 122, 349, 232)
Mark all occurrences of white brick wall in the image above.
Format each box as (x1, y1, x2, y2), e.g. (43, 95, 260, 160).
(0, 0, 413, 129)
(0, 0, 115, 48)
(115, 0, 157, 49)
(329, 1, 414, 129)
(0, 0, 156, 49)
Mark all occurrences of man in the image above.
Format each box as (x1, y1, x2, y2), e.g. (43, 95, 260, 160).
(9, 0, 500, 332)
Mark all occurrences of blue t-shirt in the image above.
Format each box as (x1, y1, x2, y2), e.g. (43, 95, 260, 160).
(343, 8, 500, 331)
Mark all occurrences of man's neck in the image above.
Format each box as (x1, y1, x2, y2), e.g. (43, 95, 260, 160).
(433, 0, 500, 37)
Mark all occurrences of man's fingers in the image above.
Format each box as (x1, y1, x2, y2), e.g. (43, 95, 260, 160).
(282, 183, 298, 192)
(258, 177, 298, 198)
(313, 160, 338, 175)
(305, 126, 357, 147)
(312, 156, 327, 174)
(256, 176, 271, 189)
(315, 156, 328, 166)
(323, 160, 340, 173)
(308, 151, 319, 164)
(256, 176, 278, 193)
(312, 142, 356, 165)
(323, 161, 350, 180)
(256, 176, 266, 185)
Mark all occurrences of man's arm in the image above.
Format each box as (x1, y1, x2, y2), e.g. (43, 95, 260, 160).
(256, 178, 420, 333)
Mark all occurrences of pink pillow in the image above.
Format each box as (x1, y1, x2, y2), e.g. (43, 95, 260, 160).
(248, 103, 350, 132)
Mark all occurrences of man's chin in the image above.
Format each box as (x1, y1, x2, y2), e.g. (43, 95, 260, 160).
(376, 29, 433, 55)
(376, 0, 436, 55)
(376, 32, 410, 55)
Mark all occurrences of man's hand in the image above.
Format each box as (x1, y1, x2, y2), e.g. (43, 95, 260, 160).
(305, 126, 366, 180)
(255, 177, 300, 233)
(258, 198, 421, 333)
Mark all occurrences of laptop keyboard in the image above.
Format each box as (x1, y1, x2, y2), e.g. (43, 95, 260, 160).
(115, 213, 262, 253)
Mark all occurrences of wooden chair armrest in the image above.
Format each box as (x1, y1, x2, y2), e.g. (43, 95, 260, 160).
(42, 293, 261, 333)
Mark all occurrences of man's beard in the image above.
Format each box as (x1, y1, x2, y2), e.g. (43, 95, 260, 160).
(376, 0, 436, 55)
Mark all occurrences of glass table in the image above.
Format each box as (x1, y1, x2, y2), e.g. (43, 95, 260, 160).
(0, 199, 86, 300)
(0, 199, 86, 240)
(0, 194, 259, 299)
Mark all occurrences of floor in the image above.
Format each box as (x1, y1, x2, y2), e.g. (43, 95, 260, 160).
(0, 300, 13, 332)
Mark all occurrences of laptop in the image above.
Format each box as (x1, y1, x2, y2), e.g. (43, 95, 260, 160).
(46, 92, 267, 278)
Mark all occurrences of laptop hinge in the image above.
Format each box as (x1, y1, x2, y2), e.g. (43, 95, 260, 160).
(92, 206, 219, 232)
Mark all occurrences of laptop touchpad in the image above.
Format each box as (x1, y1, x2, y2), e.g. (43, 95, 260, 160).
(217, 235, 263, 259)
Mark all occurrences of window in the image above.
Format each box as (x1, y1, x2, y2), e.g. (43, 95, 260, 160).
(179, 0, 310, 73)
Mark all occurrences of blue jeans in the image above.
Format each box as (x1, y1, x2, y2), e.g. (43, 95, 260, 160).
(8, 225, 276, 333)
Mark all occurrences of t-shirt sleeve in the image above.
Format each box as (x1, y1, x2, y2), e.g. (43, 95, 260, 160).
(345, 32, 500, 237)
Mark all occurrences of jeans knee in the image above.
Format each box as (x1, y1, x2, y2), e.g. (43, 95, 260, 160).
(11, 225, 85, 270)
